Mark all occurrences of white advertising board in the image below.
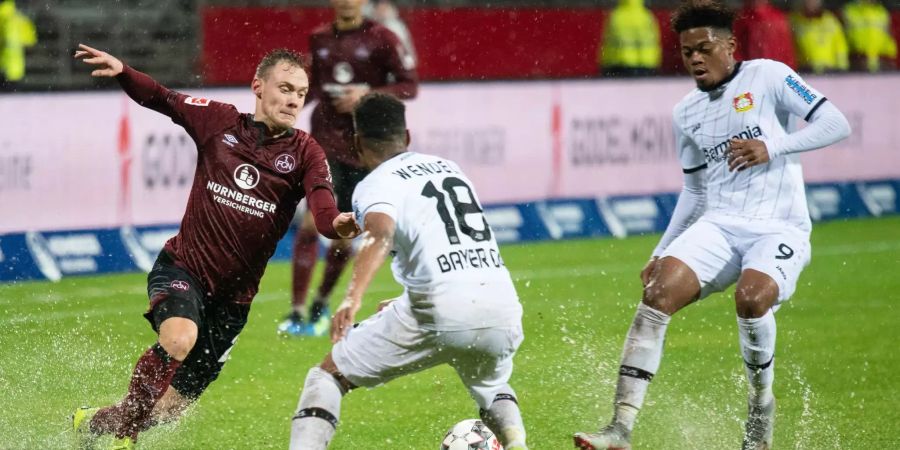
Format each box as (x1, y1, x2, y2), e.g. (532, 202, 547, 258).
(1, 74, 897, 234)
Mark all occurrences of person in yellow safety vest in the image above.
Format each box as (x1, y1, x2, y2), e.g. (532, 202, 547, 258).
(842, 0, 897, 72)
(0, 0, 37, 88)
(598, 0, 661, 77)
(790, 0, 849, 73)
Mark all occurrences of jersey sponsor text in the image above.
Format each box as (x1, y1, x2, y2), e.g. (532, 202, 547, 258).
(206, 180, 276, 218)
(785, 75, 817, 104)
(702, 125, 762, 163)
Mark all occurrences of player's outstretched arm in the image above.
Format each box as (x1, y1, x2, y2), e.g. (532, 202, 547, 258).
(306, 188, 360, 240)
(331, 212, 395, 343)
(74, 43, 177, 117)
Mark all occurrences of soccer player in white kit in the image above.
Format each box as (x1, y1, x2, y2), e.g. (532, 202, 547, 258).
(289, 93, 528, 450)
(574, 2, 851, 450)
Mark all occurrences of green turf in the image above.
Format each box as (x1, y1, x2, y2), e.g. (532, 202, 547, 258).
(1, 217, 899, 449)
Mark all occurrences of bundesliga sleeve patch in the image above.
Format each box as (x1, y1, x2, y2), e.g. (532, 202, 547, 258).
(784, 75, 817, 104)
(184, 97, 211, 106)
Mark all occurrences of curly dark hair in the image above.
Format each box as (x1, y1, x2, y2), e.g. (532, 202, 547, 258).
(353, 92, 407, 145)
(255, 48, 305, 79)
(671, 1, 735, 35)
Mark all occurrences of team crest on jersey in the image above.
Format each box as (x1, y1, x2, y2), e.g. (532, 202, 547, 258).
(170, 280, 190, 291)
(184, 97, 210, 107)
(274, 154, 296, 173)
(733, 92, 754, 112)
(234, 164, 260, 189)
(333, 62, 354, 84)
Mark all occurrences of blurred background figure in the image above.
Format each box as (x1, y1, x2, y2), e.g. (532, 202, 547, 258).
(790, 0, 849, 73)
(0, 0, 35, 90)
(842, 0, 897, 72)
(368, 0, 416, 68)
(598, 0, 661, 77)
(734, 0, 796, 68)
(282, 0, 418, 338)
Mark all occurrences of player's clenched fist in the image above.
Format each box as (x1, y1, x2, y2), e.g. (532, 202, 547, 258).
(728, 138, 770, 172)
(73, 43, 124, 78)
(332, 212, 361, 239)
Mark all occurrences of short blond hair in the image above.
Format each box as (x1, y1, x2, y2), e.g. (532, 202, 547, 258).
(255, 48, 305, 79)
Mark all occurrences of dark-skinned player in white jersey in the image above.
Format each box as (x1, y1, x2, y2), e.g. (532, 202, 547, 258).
(575, 2, 850, 449)
(289, 93, 527, 450)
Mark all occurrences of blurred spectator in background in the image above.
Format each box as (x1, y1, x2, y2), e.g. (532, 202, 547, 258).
(598, 0, 661, 77)
(842, 0, 897, 72)
(0, 0, 36, 90)
(734, 0, 796, 68)
(282, 0, 418, 338)
(790, 0, 849, 73)
(368, 0, 417, 68)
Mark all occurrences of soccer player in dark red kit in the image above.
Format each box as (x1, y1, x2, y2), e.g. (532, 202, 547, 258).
(280, 0, 418, 337)
(70, 43, 360, 449)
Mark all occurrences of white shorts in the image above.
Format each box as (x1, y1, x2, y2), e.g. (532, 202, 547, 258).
(332, 299, 524, 410)
(661, 215, 811, 302)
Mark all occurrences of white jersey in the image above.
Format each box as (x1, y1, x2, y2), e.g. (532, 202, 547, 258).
(352, 152, 521, 331)
(673, 59, 828, 233)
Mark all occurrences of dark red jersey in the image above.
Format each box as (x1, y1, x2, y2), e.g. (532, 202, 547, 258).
(117, 66, 340, 304)
(308, 19, 418, 167)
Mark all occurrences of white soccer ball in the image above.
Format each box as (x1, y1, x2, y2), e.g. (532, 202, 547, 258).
(440, 419, 503, 450)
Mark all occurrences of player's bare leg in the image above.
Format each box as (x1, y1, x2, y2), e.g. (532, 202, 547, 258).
(282, 210, 320, 336)
(734, 269, 779, 450)
(575, 257, 700, 449)
(290, 353, 355, 450)
(87, 318, 197, 442)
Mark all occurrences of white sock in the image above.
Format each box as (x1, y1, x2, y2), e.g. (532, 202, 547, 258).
(480, 392, 526, 448)
(612, 302, 671, 431)
(290, 367, 345, 450)
(737, 310, 776, 405)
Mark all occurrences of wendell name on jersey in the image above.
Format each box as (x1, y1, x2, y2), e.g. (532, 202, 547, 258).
(389, 159, 460, 180)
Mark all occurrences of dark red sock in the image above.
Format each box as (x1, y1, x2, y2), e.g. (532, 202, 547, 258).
(90, 344, 182, 440)
(292, 227, 320, 309)
(317, 243, 353, 300)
